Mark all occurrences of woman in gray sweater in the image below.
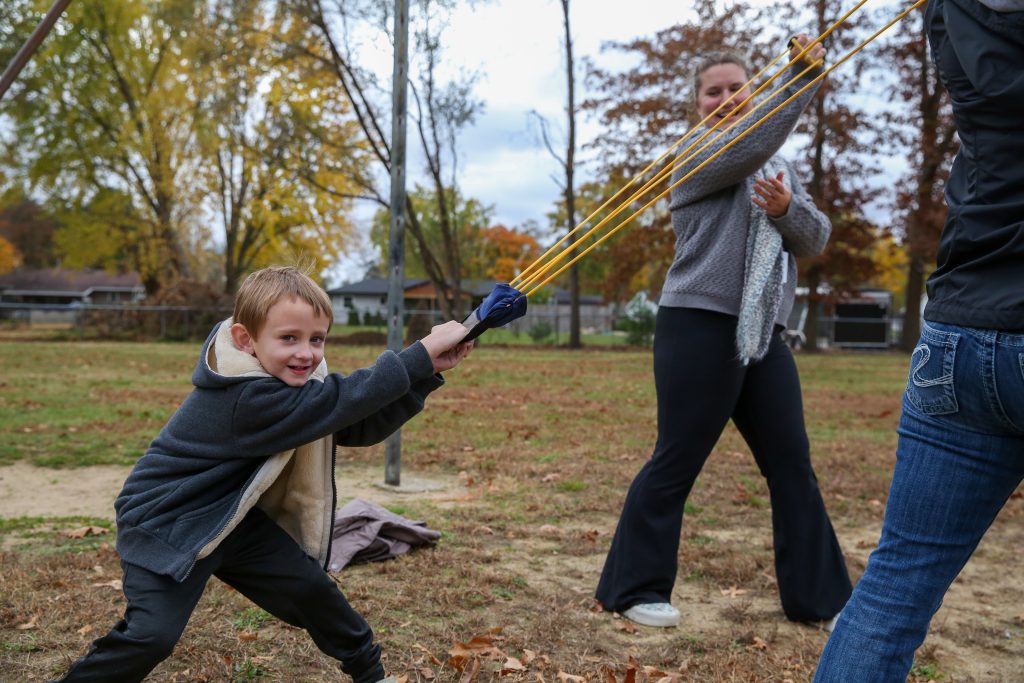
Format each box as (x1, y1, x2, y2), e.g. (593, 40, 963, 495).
(596, 35, 852, 629)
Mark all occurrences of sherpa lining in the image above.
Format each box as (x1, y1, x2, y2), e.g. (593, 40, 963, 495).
(196, 319, 334, 566)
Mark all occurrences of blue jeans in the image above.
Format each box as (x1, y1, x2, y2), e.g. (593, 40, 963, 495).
(814, 321, 1024, 682)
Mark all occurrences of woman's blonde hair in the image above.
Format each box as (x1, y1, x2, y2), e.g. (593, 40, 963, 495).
(233, 265, 334, 338)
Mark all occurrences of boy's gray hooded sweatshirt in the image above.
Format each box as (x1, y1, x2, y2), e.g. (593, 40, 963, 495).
(114, 319, 442, 582)
(661, 63, 831, 327)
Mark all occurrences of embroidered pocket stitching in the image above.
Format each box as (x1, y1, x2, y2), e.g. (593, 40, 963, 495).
(911, 344, 953, 387)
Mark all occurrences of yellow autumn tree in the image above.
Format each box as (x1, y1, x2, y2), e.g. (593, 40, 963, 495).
(0, 236, 20, 274)
(867, 232, 911, 311)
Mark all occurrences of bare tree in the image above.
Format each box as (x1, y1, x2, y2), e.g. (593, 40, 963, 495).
(275, 0, 483, 318)
(531, 0, 581, 347)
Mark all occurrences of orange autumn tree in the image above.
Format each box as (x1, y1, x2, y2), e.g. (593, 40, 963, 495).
(582, 0, 771, 304)
(469, 225, 541, 284)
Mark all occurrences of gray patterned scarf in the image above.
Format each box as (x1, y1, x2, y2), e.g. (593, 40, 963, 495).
(736, 158, 786, 365)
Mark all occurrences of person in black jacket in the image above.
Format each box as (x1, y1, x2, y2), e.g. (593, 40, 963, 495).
(814, 0, 1024, 680)
(52, 266, 473, 683)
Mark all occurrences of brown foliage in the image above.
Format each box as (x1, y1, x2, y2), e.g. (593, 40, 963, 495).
(0, 197, 58, 269)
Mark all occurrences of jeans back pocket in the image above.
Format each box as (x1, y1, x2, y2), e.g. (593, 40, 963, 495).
(905, 323, 959, 416)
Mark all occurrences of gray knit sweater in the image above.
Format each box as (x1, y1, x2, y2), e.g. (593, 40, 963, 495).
(660, 65, 831, 328)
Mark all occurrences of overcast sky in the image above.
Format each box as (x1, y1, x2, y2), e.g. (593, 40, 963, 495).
(330, 0, 911, 285)
(331, 0, 701, 283)
(438, 0, 695, 225)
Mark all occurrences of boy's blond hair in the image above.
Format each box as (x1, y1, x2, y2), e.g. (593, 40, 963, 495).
(233, 266, 334, 337)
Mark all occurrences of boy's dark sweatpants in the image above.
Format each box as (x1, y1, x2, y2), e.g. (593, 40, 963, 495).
(54, 507, 384, 683)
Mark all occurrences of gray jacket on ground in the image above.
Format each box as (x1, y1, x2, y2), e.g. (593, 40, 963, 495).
(661, 63, 831, 328)
(114, 319, 442, 582)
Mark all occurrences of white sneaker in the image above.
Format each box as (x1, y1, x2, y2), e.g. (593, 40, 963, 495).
(824, 614, 839, 633)
(621, 602, 680, 627)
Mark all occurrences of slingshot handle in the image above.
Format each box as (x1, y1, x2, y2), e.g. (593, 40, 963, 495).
(787, 36, 820, 66)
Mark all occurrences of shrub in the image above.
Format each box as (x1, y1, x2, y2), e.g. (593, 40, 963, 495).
(528, 321, 553, 343)
(619, 292, 657, 347)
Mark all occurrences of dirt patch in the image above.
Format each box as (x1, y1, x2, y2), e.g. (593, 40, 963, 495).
(0, 462, 465, 521)
(0, 463, 130, 518)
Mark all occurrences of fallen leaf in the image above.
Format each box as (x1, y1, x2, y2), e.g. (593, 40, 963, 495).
(624, 656, 639, 683)
(66, 526, 109, 539)
(642, 665, 674, 681)
(448, 634, 507, 670)
(77, 624, 93, 636)
(719, 586, 747, 598)
(749, 636, 769, 651)
(414, 643, 442, 665)
(541, 473, 560, 483)
(556, 672, 585, 683)
(614, 620, 639, 634)
(91, 580, 123, 591)
(459, 657, 481, 683)
(16, 615, 38, 630)
(501, 657, 526, 674)
(418, 668, 434, 680)
(521, 649, 537, 665)
(238, 630, 258, 642)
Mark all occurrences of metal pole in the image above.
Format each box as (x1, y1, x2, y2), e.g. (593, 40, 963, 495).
(384, 0, 409, 487)
(0, 0, 74, 103)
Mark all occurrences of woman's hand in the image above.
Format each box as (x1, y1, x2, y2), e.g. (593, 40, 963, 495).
(752, 171, 792, 218)
(789, 33, 826, 65)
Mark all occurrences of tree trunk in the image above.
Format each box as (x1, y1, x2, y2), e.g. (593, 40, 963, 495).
(804, 266, 822, 352)
(562, 0, 581, 348)
(900, 254, 925, 351)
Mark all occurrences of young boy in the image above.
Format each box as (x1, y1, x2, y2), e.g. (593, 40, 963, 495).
(52, 265, 473, 683)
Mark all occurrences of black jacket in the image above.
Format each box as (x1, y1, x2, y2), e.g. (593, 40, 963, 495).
(115, 320, 442, 582)
(924, 0, 1024, 330)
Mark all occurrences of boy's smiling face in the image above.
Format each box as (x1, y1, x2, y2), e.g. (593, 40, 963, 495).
(231, 296, 329, 387)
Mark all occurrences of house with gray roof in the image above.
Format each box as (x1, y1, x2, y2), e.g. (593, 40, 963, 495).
(328, 277, 613, 333)
(0, 268, 144, 322)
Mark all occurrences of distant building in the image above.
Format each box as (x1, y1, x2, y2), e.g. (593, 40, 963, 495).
(0, 268, 145, 322)
(327, 277, 614, 332)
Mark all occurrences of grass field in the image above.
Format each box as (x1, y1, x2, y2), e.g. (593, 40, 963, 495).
(1, 339, 1022, 682)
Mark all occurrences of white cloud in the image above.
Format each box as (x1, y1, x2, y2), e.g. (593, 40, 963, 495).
(333, 0, 698, 284)
(334, 0, 907, 284)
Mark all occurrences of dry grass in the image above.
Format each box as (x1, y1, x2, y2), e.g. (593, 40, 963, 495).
(1, 342, 1023, 681)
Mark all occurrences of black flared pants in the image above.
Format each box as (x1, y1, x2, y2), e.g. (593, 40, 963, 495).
(596, 307, 851, 621)
(54, 507, 384, 683)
